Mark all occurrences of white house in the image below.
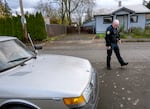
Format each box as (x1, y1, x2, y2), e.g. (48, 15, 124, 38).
(94, 4, 150, 34)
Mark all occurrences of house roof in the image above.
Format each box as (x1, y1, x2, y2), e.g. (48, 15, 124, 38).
(112, 7, 135, 14)
(94, 4, 150, 16)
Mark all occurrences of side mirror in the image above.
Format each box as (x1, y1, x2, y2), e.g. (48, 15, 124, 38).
(34, 45, 43, 50)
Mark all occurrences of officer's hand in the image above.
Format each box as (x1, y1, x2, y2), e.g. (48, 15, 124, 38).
(107, 46, 111, 50)
(118, 39, 121, 44)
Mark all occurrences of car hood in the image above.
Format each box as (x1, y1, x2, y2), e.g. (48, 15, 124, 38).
(0, 55, 92, 99)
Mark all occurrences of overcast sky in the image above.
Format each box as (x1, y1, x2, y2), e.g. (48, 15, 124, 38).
(7, 0, 145, 13)
(96, 0, 143, 7)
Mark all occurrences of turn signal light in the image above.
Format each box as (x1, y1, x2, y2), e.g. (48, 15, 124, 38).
(63, 95, 86, 105)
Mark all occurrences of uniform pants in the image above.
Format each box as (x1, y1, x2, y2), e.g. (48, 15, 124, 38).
(107, 43, 125, 67)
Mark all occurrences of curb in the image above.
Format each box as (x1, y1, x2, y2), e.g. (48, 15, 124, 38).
(122, 38, 150, 42)
(42, 38, 150, 45)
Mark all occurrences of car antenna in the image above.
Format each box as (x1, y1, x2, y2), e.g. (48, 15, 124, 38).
(27, 33, 36, 54)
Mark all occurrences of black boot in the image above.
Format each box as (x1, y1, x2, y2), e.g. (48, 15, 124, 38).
(107, 66, 112, 70)
(121, 62, 128, 66)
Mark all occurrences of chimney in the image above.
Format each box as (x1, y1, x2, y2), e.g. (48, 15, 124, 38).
(118, 0, 122, 7)
(143, 0, 147, 5)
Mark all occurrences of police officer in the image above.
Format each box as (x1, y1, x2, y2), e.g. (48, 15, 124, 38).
(105, 19, 128, 70)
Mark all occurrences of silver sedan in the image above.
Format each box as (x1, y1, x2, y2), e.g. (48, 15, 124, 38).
(0, 36, 99, 109)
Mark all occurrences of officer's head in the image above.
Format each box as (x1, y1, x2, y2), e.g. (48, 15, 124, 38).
(112, 19, 119, 29)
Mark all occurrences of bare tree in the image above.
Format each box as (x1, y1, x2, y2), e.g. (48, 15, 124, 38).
(74, 0, 95, 34)
(65, 0, 94, 25)
(53, 0, 95, 25)
(144, 0, 150, 9)
(0, 0, 11, 17)
(34, 0, 59, 18)
(82, 0, 95, 22)
(55, 0, 66, 24)
(34, 0, 95, 25)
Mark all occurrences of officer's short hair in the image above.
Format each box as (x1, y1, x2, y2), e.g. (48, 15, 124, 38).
(113, 19, 119, 25)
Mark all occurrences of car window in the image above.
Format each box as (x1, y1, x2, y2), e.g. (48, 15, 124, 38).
(0, 39, 34, 72)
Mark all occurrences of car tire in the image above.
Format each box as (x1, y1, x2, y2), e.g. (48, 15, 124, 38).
(9, 107, 29, 109)
(1, 105, 31, 109)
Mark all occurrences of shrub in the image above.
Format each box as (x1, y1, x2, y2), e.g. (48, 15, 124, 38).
(96, 33, 105, 38)
(0, 13, 47, 41)
(120, 32, 128, 39)
(129, 27, 150, 38)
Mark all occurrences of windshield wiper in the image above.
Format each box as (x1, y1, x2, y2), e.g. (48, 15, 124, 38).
(8, 57, 29, 63)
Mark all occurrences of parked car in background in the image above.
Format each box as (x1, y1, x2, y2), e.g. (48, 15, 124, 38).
(146, 19, 150, 27)
(0, 36, 99, 109)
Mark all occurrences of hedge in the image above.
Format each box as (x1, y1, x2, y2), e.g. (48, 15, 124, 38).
(0, 12, 47, 41)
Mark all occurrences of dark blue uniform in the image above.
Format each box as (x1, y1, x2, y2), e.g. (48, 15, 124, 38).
(105, 25, 128, 69)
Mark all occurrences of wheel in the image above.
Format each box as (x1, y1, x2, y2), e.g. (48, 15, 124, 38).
(1, 105, 32, 109)
(8, 106, 29, 109)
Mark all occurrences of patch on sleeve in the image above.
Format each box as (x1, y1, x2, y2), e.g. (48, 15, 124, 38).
(107, 31, 110, 35)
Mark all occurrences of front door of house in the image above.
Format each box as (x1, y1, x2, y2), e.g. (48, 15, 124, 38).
(117, 15, 128, 32)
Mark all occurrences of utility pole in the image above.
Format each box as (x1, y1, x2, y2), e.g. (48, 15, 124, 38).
(19, 0, 28, 41)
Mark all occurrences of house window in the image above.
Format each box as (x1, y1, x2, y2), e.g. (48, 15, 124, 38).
(130, 15, 138, 23)
(103, 16, 113, 24)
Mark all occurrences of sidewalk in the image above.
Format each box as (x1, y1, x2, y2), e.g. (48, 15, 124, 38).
(56, 33, 95, 41)
(45, 34, 150, 45)
(122, 38, 150, 42)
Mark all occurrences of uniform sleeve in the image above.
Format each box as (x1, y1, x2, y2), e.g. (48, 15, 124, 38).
(116, 29, 120, 40)
(105, 27, 111, 46)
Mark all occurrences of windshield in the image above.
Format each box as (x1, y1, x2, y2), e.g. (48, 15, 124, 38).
(0, 39, 35, 72)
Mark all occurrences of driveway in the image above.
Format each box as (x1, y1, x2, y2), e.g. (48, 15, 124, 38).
(55, 33, 95, 41)
(40, 34, 150, 109)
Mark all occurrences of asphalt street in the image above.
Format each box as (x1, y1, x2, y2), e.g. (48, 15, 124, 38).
(39, 40, 150, 109)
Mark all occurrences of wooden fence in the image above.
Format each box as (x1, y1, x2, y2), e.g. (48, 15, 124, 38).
(46, 24, 67, 37)
(46, 24, 95, 37)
